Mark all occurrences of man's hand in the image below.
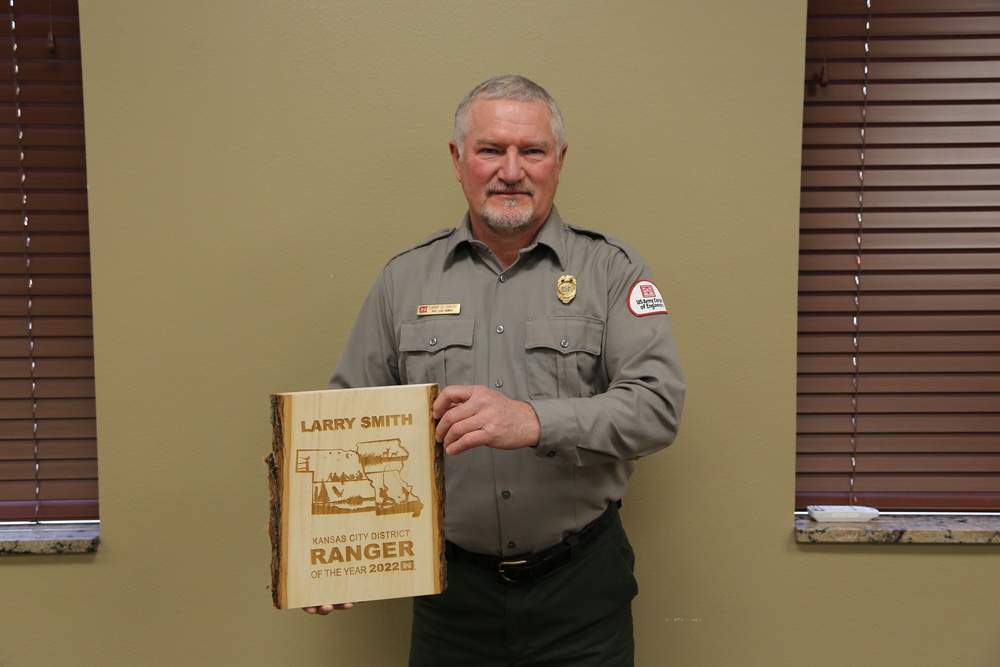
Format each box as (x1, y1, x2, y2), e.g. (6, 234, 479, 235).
(433, 385, 541, 455)
(302, 603, 355, 615)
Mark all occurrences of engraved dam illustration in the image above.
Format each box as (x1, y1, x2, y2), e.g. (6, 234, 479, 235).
(295, 439, 423, 517)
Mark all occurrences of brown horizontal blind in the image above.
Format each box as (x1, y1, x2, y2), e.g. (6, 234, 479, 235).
(797, 0, 1000, 511)
(0, 0, 97, 521)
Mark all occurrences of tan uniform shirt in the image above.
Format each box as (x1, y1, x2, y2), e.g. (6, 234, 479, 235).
(329, 207, 685, 555)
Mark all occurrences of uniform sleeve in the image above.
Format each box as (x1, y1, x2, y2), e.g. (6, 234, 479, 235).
(327, 267, 401, 389)
(529, 251, 685, 465)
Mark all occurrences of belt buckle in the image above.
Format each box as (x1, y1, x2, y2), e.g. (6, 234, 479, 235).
(498, 558, 527, 583)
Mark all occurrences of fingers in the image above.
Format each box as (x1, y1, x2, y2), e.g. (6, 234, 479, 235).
(433, 385, 477, 445)
(434, 386, 497, 453)
(441, 418, 491, 455)
(432, 385, 540, 455)
(435, 401, 478, 447)
(432, 385, 473, 419)
(302, 602, 355, 615)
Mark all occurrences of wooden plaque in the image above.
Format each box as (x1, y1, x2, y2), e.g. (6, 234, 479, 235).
(266, 384, 445, 609)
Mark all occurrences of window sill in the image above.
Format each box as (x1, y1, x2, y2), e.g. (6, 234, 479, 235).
(0, 524, 100, 555)
(794, 514, 1000, 545)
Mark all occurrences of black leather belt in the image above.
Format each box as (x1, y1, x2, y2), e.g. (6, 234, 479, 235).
(447, 501, 621, 584)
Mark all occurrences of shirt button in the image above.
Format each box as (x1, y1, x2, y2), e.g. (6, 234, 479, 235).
(496, 325, 504, 334)
(429, 337, 437, 346)
(495, 379, 503, 388)
(560, 339, 569, 348)
(499, 275, 508, 283)
(507, 541, 516, 549)
(501, 490, 511, 499)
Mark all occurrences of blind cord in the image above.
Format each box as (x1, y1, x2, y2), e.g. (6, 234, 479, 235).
(850, 0, 874, 507)
(7, 0, 42, 521)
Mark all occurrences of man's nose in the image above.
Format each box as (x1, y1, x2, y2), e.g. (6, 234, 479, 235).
(499, 149, 524, 183)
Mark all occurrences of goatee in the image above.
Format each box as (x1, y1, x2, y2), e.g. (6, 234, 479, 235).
(480, 184, 535, 236)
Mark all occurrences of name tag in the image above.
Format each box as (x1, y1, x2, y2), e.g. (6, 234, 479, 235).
(417, 304, 461, 316)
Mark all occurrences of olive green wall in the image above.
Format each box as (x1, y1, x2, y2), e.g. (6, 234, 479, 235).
(2, 2, 997, 665)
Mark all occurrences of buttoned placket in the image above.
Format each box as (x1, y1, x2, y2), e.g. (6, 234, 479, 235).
(494, 323, 505, 391)
(492, 266, 519, 553)
(464, 233, 570, 555)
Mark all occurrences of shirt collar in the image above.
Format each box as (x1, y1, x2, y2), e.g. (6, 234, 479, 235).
(444, 205, 568, 270)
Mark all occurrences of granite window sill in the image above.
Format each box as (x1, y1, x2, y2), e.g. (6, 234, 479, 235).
(0, 523, 100, 555)
(794, 514, 1000, 545)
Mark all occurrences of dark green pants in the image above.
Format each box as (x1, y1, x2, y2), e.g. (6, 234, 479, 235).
(409, 516, 637, 667)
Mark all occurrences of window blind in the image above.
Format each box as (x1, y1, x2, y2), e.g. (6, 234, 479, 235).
(797, 0, 1000, 511)
(0, 0, 97, 521)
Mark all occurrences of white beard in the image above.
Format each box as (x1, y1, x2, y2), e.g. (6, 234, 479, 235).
(480, 194, 535, 236)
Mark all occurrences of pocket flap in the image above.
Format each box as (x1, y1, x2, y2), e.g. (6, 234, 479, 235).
(400, 316, 475, 352)
(525, 316, 604, 355)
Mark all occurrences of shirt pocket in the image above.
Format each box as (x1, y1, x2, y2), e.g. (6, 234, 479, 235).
(525, 316, 605, 399)
(399, 316, 475, 387)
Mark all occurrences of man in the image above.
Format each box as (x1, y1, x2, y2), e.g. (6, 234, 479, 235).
(307, 75, 684, 667)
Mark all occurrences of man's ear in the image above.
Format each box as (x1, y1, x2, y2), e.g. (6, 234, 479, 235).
(556, 143, 568, 181)
(449, 141, 462, 181)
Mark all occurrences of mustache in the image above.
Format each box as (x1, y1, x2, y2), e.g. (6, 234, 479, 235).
(486, 181, 535, 197)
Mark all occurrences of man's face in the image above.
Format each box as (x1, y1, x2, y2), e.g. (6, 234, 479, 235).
(450, 98, 567, 238)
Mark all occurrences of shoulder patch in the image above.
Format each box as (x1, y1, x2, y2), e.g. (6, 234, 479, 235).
(627, 279, 669, 316)
(387, 227, 456, 262)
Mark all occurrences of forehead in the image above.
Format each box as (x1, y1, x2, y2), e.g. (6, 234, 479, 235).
(463, 98, 555, 145)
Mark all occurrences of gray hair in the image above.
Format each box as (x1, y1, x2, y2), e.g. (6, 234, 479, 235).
(453, 75, 565, 158)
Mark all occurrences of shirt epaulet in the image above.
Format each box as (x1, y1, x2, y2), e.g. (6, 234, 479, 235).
(387, 227, 456, 262)
(566, 223, 640, 263)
